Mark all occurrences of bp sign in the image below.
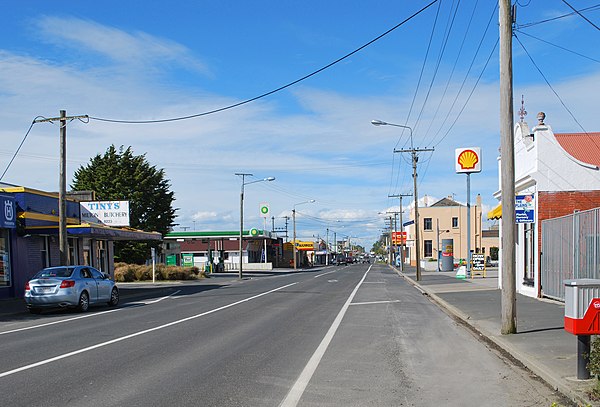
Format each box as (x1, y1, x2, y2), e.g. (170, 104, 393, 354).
(259, 203, 270, 218)
(250, 228, 259, 237)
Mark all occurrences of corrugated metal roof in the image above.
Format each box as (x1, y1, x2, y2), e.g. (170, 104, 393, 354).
(554, 132, 600, 167)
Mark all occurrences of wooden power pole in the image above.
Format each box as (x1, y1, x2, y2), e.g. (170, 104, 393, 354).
(499, 0, 517, 334)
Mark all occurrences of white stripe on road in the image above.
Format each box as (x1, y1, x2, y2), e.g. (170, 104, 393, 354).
(280, 265, 371, 407)
(0, 308, 124, 336)
(350, 300, 401, 306)
(140, 290, 181, 304)
(313, 269, 338, 279)
(0, 290, 183, 336)
(0, 282, 298, 379)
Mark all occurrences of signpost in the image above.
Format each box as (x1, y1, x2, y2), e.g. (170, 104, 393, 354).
(471, 253, 486, 278)
(455, 147, 482, 278)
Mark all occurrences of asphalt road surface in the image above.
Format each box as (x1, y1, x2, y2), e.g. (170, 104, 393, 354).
(0, 263, 566, 406)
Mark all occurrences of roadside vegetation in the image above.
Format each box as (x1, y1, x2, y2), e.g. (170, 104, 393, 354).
(114, 262, 206, 282)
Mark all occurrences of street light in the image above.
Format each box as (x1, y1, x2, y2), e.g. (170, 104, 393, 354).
(293, 199, 315, 270)
(372, 119, 425, 281)
(236, 173, 275, 279)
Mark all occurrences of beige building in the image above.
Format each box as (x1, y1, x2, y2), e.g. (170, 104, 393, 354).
(405, 195, 499, 268)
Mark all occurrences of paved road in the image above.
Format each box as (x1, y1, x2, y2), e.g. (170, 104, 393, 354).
(0, 264, 564, 406)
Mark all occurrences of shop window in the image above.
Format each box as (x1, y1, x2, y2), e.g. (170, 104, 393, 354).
(68, 238, 79, 265)
(524, 223, 535, 286)
(424, 218, 432, 231)
(424, 240, 433, 257)
(41, 236, 50, 268)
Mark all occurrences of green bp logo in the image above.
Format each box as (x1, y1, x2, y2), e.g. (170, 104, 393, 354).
(259, 203, 269, 217)
(250, 228, 259, 236)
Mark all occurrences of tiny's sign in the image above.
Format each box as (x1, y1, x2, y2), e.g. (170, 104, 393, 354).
(80, 201, 130, 227)
(455, 147, 482, 173)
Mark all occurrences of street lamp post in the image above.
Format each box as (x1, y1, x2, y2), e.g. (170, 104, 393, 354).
(372, 119, 433, 281)
(236, 173, 275, 279)
(293, 200, 315, 270)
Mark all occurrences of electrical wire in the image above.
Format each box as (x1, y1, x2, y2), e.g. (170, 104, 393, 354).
(88, 0, 439, 125)
(560, 0, 600, 31)
(516, 4, 600, 29)
(388, 0, 442, 201)
(514, 29, 600, 64)
(514, 33, 600, 150)
(0, 118, 43, 181)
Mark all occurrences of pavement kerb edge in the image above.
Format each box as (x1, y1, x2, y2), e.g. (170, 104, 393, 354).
(391, 266, 593, 407)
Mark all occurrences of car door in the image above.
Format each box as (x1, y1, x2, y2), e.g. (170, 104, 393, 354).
(80, 267, 98, 303)
(90, 267, 111, 302)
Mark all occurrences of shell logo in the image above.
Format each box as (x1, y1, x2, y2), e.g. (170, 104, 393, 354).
(455, 147, 482, 173)
(458, 150, 479, 170)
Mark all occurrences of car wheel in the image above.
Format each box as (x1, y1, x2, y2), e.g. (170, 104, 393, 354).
(78, 291, 89, 312)
(29, 307, 42, 314)
(108, 287, 119, 306)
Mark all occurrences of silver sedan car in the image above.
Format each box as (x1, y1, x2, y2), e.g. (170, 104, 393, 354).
(24, 265, 119, 314)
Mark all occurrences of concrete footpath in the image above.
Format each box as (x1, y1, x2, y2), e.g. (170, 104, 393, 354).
(397, 264, 596, 406)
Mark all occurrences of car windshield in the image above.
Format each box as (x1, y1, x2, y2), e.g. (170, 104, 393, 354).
(34, 267, 74, 278)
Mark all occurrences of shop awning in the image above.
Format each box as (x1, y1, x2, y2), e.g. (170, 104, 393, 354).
(487, 204, 502, 220)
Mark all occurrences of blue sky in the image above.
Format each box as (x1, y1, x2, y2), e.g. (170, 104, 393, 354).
(1, 1, 599, 250)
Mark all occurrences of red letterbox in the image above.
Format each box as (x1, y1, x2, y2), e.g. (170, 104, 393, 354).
(564, 279, 600, 335)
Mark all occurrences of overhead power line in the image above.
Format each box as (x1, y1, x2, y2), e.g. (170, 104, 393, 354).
(88, 0, 439, 125)
(560, 0, 600, 31)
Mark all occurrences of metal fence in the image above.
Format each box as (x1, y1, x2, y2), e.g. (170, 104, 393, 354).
(541, 207, 600, 301)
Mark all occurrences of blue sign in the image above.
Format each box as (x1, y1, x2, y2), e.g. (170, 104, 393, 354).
(515, 194, 535, 224)
(403, 220, 415, 227)
(0, 195, 15, 229)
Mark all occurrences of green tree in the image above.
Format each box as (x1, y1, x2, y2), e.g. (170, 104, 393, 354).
(72, 145, 177, 264)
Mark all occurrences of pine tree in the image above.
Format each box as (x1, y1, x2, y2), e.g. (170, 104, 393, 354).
(72, 145, 177, 264)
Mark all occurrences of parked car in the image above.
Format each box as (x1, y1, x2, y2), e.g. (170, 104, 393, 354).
(24, 265, 119, 314)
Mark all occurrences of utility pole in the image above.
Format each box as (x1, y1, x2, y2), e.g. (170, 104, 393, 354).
(499, 0, 517, 334)
(34, 111, 88, 265)
(389, 193, 411, 273)
(394, 146, 434, 281)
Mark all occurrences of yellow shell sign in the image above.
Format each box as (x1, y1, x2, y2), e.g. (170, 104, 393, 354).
(455, 147, 482, 173)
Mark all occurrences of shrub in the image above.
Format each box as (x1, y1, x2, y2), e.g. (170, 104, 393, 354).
(587, 336, 600, 400)
(114, 263, 206, 282)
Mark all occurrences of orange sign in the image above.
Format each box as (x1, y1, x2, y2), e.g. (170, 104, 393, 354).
(392, 231, 406, 244)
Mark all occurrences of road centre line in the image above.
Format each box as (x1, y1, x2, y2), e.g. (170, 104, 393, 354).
(0, 282, 298, 379)
(350, 300, 402, 306)
(280, 265, 371, 407)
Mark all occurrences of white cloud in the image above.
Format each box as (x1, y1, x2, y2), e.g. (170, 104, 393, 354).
(35, 16, 210, 75)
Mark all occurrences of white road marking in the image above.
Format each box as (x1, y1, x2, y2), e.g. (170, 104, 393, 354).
(280, 266, 371, 407)
(0, 282, 298, 379)
(0, 308, 124, 336)
(350, 300, 402, 306)
(313, 269, 338, 279)
(141, 290, 181, 304)
(1, 290, 183, 336)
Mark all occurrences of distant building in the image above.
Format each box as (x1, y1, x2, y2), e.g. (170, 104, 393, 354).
(163, 230, 285, 271)
(405, 195, 499, 269)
